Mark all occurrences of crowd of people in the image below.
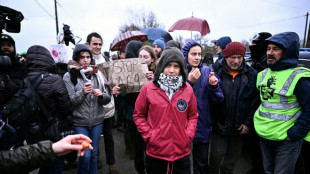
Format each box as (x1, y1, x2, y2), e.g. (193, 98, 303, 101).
(0, 30, 310, 174)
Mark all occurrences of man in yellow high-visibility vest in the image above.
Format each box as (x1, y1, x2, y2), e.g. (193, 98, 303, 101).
(254, 32, 310, 174)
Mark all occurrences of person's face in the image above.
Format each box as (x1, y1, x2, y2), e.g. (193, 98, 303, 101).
(215, 44, 222, 55)
(225, 55, 244, 70)
(163, 62, 180, 77)
(266, 44, 284, 65)
(119, 52, 125, 59)
(153, 45, 163, 56)
(139, 49, 153, 66)
(87, 36, 102, 55)
(1, 41, 14, 56)
(78, 52, 91, 66)
(187, 46, 202, 67)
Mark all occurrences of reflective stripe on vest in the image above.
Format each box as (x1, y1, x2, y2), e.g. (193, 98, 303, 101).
(279, 69, 309, 103)
(262, 101, 299, 110)
(257, 107, 301, 121)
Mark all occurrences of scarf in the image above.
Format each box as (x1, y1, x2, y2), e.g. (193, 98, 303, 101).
(158, 73, 183, 100)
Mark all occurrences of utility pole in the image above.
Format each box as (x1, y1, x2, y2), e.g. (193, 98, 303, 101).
(54, 0, 59, 36)
(303, 12, 309, 48)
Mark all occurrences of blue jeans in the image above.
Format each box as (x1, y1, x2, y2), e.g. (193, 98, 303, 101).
(74, 124, 103, 174)
(260, 138, 303, 174)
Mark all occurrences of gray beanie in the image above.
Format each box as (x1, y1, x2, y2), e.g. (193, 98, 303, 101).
(153, 47, 188, 86)
(72, 44, 93, 61)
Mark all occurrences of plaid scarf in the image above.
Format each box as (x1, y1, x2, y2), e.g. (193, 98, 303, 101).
(158, 73, 183, 100)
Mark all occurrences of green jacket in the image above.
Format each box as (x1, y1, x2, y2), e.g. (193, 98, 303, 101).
(0, 141, 58, 174)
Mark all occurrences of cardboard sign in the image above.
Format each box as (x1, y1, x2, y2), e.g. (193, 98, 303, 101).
(98, 58, 150, 93)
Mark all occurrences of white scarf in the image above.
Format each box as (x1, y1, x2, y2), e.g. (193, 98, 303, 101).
(158, 73, 183, 100)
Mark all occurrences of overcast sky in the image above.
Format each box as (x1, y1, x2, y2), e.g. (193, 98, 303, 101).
(1, 0, 310, 54)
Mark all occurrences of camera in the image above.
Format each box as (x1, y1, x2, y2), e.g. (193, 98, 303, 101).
(0, 5, 24, 33)
(0, 5, 24, 74)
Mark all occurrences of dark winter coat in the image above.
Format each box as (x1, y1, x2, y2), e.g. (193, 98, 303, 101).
(26, 45, 73, 122)
(212, 59, 259, 135)
(0, 140, 58, 174)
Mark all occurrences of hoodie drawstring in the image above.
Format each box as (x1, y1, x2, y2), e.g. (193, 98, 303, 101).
(166, 161, 174, 174)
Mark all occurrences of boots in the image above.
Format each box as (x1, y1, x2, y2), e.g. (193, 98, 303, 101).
(109, 164, 119, 174)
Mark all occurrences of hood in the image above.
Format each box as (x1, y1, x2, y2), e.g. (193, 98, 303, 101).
(265, 32, 299, 70)
(153, 47, 188, 87)
(181, 39, 203, 70)
(26, 45, 56, 73)
(125, 40, 142, 58)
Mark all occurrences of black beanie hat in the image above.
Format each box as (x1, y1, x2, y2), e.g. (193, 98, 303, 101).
(1, 34, 15, 45)
(72, 44, 93, 61)
(153, 47, 188, 86)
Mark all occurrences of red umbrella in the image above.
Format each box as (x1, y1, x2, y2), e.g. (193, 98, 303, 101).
(168, 16, 210, 36)
(110, 30, 147, 51)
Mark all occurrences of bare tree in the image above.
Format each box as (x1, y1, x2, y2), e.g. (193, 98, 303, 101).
(174, 35, 184, 48)
(119, 8, 164, 33)
(241, 39, 250, 51)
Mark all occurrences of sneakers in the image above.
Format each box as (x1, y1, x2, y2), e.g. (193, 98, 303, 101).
(109, 164, 119, 174)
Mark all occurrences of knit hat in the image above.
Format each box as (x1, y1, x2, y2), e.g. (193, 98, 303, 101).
(125, 40, 143, 58)
(224, 42, 246, 58)
(215, 36, 231, 50)
(152, 38, 165, 50)
(72, 44, 93, 61)
(153, 47, 187, 86)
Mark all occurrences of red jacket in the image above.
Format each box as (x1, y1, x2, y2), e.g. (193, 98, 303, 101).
(133, 81, 198, 162)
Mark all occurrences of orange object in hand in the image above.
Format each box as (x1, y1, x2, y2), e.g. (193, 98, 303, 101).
(81, 141, 90, 150)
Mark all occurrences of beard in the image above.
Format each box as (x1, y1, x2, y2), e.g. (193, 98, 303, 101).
(267, 55, 277, 65)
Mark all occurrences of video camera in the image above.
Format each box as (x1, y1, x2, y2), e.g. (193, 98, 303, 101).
(0, 5, 24, 74)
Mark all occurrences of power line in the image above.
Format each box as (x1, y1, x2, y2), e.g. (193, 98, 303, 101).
(57, 1, 88, 32)
(33, 0, 55, 20)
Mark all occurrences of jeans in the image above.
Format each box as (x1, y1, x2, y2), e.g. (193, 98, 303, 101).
(145, 155, 191, 174)
(74, 124, 103, 174)
(103, 117, 115, 165)
(260, 138, 303, 174)
(209, 132, 244, 174)
(193, 142, 209, 174)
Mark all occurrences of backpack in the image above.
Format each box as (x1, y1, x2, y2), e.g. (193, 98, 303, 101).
(1, 72, 54, 145)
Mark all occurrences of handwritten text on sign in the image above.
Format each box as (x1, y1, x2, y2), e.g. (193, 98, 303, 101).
(97, 58, 149, 93)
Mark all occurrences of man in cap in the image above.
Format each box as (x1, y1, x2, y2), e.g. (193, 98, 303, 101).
(214, 36, 232, 62)
(152, 38, 165, 58)
(210, 42, 260, 174)
(254, 32, 310, 174)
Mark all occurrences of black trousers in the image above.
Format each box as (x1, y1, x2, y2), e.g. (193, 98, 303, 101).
(102, 117, 115, 165)
(145, 155, 191, 174)
(128, 120, 146, 174)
